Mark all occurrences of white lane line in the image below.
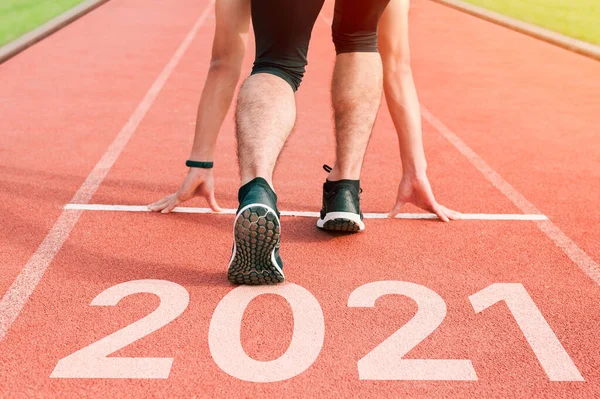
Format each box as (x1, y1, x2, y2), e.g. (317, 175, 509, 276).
(64, 204, 549, 221)
(421, 107, 600, 286)
(0, 0, 215, 343)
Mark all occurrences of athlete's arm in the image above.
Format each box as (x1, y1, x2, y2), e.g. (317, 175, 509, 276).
(149, 0, 250, 213)
(378, 0, 460, 221)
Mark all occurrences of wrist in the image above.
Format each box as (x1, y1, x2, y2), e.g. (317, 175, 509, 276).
(188, 166, 213, 177)
(401, 161, 427, 179)
(189, 147, 214, 162)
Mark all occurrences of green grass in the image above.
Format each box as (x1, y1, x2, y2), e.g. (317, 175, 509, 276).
(2, 1, 599, 50)
(462, 0, 600, 45)
(0, 0, 86, 47)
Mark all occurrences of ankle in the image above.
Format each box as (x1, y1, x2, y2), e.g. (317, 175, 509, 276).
(327, 167, 360, 181)
(240, 172, 274, 191)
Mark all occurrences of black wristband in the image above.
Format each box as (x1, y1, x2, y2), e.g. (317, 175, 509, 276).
(186, 160, 214, 169)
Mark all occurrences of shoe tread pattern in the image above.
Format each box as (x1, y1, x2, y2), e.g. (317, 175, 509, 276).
(322, 218, 361, 232)
(228, 205, 284, 285)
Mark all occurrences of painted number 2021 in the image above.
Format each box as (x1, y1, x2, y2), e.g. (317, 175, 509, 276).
(50, 280, 584, 382)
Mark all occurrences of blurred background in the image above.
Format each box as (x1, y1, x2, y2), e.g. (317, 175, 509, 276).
(1, 0, 599, 49)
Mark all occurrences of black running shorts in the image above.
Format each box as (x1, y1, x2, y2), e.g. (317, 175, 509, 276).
(250, 0, 390, 91)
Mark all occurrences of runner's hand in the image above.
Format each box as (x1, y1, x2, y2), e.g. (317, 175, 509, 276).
(389, 173, 461, 222)
(148, 168, 222, 213)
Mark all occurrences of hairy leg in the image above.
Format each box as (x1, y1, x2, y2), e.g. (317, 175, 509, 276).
(234, 0, 324, 189)
(235, 73, 296, 188)
(328, 52, 383, 181)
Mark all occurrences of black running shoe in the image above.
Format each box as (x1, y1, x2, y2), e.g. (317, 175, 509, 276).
(227, 178, 284, 285)
(317, 165, 365, 232)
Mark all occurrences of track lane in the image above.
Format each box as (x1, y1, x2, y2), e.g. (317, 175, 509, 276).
(409, 0, 600, 263)
(1, 0, 599, 397)
(0, 0, 213, 297)
(0, 211, 598, 397)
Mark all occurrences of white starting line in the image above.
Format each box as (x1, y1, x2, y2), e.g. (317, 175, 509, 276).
(64, 204, 548, 221)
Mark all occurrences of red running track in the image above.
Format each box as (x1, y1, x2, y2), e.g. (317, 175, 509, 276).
(0, 0, 599, 397)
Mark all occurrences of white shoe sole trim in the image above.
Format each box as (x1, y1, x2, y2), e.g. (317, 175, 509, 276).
(317, 211, 365, 231)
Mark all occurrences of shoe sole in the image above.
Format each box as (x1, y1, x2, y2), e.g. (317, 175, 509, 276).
(317, 211, 365, 232)
(227, 204, 285, 285)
